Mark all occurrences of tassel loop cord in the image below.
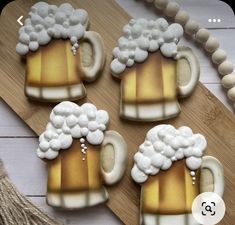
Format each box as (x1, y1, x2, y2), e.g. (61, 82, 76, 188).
(0, 159, 63, 225)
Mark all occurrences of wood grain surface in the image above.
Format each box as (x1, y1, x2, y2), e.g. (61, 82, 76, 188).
(0, 0, 234, 225)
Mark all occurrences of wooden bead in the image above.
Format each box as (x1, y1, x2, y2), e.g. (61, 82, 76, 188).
(154, 0, 168, 10)
(174, 10, 189, 26)
(212, 49, 227, 64)
(218, 60, 234, 76)
(204, 37, 219, 53)
(195, 28, 210, 43)
(222, 74, 235, 89)
(164, 2, 180, 17)
(227, 87, 235, 101)
(185, 20, 200, 35)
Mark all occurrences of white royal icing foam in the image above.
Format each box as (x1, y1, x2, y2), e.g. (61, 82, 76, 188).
(110, 18, 183, 75)
(131, 125, 207, 184)
(37, 101, 109, 160)
(16, 2, 88, 56)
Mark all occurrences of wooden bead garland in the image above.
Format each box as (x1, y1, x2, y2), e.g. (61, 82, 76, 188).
(212, 49, 227, 64)
(222, 74, 235, 89)
(164, 2, 180, 17)
(204, 37, 220, 53)
(227, 87, 235, 101)
(154, 0, 168, 10)
(195, 28, 210, 43)
(145, 0, 235, 109)
(218, 60, 234, 76)
(185, 20, 200, 35)
(174, 10, 189, 26)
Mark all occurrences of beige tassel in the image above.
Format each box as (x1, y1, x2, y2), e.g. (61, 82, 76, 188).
(0, 160, 63, 225)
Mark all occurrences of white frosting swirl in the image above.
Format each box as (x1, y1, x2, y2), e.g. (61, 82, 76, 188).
(37, 101, 109, 160)
(131, 125, 207, 183)
(110, 18, 183, 75)
(16, 2, 88, 56)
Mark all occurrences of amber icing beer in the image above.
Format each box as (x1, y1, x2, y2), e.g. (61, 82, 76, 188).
(140, 156, 224, 225)
(25, 31, 105, 102)
(120, 47, 199, 121)
(141, 160, 200, 215)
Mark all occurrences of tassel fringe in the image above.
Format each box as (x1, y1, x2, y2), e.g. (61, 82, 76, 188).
(0, 160, 63, 225)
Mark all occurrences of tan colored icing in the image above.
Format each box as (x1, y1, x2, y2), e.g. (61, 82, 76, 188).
(101, 144, 115, 173)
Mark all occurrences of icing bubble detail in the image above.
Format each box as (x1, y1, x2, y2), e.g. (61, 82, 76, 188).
(16, 2, 88, 56)
(111, 18, 183, 75)
(37, 101, 109, 160)
(131, 125, 207, 183)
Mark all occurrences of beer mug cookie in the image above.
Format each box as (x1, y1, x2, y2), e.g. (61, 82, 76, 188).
(36, 101, 127, 209)
(16, 2, 105, 102)
(131, 125, 224, 225)
(111, 18, 199, 121)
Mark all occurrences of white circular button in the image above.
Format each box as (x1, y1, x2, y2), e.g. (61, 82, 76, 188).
(192, 192, 225, 225)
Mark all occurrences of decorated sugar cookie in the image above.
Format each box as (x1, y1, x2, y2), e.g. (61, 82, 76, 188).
(131, 125, 224, 225)
(16, 2, 105, 102)
(37, 101, 127, 209)
(111, 18, 200, 121)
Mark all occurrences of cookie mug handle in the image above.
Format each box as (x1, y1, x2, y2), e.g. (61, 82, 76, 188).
(80, 31, 105, 81)
(176, 46, 200, 98)
(200, 156, 224, 197)
(100, 131, 127, 185)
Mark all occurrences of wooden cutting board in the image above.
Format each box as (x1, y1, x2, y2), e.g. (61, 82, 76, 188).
(0, 0, 234, 224)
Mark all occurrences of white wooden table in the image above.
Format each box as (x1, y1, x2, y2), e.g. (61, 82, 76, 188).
(0, 0, 234, 224)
